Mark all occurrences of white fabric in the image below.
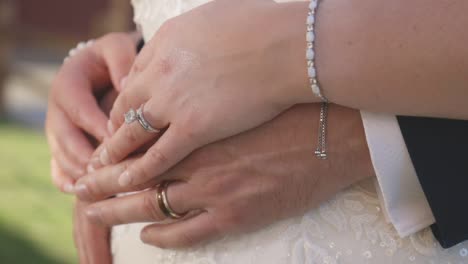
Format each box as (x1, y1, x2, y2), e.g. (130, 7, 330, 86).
(361, 111, 435, 237)
(111, 1, 468, 263)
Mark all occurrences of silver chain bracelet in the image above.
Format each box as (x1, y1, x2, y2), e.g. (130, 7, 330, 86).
(306, 0, 329, 159)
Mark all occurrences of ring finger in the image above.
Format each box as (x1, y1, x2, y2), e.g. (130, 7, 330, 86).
(84, 181, 202, 226)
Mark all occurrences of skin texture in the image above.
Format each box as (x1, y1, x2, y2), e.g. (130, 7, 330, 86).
(76, 104, 375, 248)
(316, 0, 468, 119)
(46, 32, 139, 263)
(50, 0, 468, 256)
(89, 0, 468, 196)
(46, 32, 138, 192)
(87, 0, 316, 189)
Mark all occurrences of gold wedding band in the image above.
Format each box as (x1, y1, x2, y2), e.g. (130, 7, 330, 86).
(156, 181, 188, 219)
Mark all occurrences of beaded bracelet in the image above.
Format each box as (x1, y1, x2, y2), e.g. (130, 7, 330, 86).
(306, 0, 329, 159)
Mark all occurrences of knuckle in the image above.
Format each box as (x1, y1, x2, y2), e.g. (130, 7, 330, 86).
(204, 173, 235, 198)
(83, 179, 101, 201)
(177, 232, 197, 248)
(67, 105, 83, 125)
(131, 164, 153, 186)
(142, 193, 164, 221)
(111, 92, 131, 125)
(219, 210, 244, 232)
(123, 125, 140, 144)
(147, 147, 169, 168)
(89, 204, 122, 226)
(104, 145, 120, 165)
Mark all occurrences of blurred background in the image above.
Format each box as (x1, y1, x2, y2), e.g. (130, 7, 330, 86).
(0, 0, 134, 263)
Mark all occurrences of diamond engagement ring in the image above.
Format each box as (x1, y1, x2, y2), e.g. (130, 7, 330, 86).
(124, 108, 138, 124)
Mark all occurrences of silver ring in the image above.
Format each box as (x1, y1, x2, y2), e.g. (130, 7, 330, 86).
(136, 105, 160, 133)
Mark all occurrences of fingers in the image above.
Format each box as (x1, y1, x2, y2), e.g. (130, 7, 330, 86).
(93, 33, 138, 92)
(51, 159, 75, 194)
(53, 76, 110, 142)
(108, 75, 153, 130)
(140, 212, 220, 249)
(85, 182, 201, 226)
(46, 104, 94, 184)
(75, 158, 147, 202)
(117, 126, 196, 188)
(53, 32, 138, 142)
(90, 109, 165, 170)
(73, 201, 90, 264)
(108, 42, 155, 129)
(75, 200, 112, 264)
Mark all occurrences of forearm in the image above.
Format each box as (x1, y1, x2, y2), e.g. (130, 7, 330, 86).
(316, 0, 468, 119)
(279, 0, 468, 119)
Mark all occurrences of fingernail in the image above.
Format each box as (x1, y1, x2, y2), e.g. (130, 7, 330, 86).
(87, 163, 95, 173)
(75, 183, 91, 200)
(107, 120, 116, 135)
(118, 171, 132, 187)
(140, 230, 150, 244)
(99, 148, 111, 166)
(90, 156, 102, 170)
(63, 183, 75, 194)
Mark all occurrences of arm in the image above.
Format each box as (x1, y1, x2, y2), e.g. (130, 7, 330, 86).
(314, 0, 468, 119)
(74, 104, 375, 248)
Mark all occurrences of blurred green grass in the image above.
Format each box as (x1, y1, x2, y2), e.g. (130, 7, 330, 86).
(0, 122, 76, 264)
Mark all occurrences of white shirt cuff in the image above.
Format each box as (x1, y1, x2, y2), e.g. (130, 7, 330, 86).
(360, 111, 435, 237)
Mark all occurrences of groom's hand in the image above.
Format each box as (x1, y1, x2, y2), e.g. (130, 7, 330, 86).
(75, 105, 375, 248)
(46, 32, 138, 193)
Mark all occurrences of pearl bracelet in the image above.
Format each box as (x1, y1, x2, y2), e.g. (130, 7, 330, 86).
(306, 0, 329, 159)
(64, 39, 95, 63)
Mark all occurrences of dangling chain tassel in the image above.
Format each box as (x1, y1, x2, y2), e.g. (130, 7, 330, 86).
(306, 0, 329, 159)
(315, 102, 328, 159)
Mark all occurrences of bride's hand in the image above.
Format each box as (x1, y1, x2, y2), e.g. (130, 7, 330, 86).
(88, 0, 316, 188)
(76, 105, 374, 248)
(46, 32, 138, 193)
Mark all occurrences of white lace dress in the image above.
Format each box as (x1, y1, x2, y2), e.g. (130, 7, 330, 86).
(111, 1, 468, 263)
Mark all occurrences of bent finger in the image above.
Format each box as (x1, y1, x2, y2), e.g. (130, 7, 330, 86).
(47, 103, 94, 166)
(94, 33, 138, 92)
(108, 75, 153, 130)
(75, 158, 142, 202)
(90, 104, 167, 170)
(51, 159, 76, 194)
(54, 78, 110, 142)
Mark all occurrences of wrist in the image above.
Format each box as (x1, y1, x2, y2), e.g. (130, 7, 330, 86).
(328, 106, 375, 186)
(268, 2, 321, 108)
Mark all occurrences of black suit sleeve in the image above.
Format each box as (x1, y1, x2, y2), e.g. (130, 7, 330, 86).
(397, 116, 468, 248)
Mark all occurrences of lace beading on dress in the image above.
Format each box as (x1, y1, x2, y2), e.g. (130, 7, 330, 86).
(111, 1, 468, 263)
(112, 180, 468, 264)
